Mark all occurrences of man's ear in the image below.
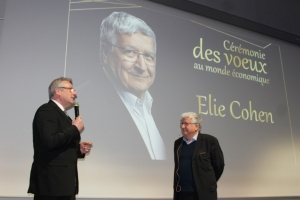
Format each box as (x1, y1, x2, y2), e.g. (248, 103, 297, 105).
(197, 124, 201, 132)
(54, 87, 60, 96)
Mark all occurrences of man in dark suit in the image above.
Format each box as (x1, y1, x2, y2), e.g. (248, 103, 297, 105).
(173, 112, 224, 200)
(28, 77, 92, 200)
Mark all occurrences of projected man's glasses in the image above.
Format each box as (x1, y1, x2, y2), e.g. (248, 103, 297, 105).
(108, 43, 156, 67)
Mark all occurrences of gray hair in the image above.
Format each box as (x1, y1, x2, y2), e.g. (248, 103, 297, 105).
(100, 11, 156, 63)
(181, 112, 202, 130)
(48, 77, 73, 99)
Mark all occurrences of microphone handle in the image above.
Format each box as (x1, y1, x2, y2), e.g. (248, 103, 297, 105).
(74, 103, 79, 118)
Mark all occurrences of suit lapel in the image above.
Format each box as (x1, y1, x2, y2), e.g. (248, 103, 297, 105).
(193, 132, 202, 159)
(48, 100, 72, 123)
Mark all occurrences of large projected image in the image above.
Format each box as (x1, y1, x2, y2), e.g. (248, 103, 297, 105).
(98, 11, 166, 160)
(62, 0, 298, 198)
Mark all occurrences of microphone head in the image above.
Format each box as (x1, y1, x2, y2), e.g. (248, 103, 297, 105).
(74, 102, 79, 118)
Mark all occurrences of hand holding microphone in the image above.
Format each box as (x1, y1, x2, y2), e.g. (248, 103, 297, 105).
(72, 102, 84, 131)
(73, 102, 92, 154)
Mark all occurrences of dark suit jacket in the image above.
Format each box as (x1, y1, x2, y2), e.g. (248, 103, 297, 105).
(173, 133, 224, 200)
(28, 100, 84, 196)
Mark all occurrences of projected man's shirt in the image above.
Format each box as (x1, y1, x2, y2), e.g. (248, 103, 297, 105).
(104, 67, 166, 160)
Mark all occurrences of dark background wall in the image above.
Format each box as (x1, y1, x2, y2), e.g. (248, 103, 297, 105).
(149, 0, 300, 45)
(1, 1, 299, 48)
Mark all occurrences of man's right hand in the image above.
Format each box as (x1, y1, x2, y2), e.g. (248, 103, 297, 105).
(72, 115, 84, 132)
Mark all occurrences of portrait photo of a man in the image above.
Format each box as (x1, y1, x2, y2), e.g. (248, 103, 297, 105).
(99, 11, 166, 160)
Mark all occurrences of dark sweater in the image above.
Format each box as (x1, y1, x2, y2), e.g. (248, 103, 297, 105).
(178, 141, 197, 193)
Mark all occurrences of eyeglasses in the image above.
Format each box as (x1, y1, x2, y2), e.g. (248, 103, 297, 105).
(107, 43, 156, 67)
(180, 123, 198, 126)
(59, 87, 76, 93)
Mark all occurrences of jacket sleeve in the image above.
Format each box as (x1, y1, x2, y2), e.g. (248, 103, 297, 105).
(77, 141, 86, 158)
(34, 105, 81, 151)
(210, 137, 225, 181)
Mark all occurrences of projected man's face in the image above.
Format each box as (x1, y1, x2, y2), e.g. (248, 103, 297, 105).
(105, 32, 156, 100)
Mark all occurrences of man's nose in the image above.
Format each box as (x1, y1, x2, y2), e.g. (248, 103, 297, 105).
(134, 54, 147, 71)
(73, 91, 77, 98)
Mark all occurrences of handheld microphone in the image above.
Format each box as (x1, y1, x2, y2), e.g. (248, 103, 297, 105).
(74, 102, 79, 118)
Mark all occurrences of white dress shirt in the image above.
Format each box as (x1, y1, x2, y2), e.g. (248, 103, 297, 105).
(104, 67, 166, 160)
(51, 99, 65, 112)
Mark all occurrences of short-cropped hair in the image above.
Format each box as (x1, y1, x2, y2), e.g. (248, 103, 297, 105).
(48, 77, 73, 99)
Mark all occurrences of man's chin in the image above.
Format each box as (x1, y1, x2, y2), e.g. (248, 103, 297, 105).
(182, 132, 188, 136)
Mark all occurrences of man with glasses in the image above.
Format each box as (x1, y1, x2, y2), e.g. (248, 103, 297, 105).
(28, 77, 92, 200)
(99, 11, 166, 160)
(173, 112, 224, 200)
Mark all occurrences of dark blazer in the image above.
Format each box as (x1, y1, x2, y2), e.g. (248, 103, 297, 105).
(28, 100, 84, 196)
(173, 133, 224, 200)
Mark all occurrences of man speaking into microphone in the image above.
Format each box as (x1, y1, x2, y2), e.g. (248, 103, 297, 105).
(28, 77, 92, 200)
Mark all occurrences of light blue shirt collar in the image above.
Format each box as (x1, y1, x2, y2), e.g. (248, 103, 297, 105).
(183, 132, 199, 145)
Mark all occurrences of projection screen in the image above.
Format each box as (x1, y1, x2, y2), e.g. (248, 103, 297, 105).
(0, 0, 300, 199)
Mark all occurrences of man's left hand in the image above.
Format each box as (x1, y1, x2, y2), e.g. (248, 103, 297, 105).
(80, 142, 93, 154)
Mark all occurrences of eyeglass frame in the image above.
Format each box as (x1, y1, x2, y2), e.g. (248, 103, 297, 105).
(102, 41, 156, 67)
(180, 122, 199, 127)
(59, 87, 76, 93)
